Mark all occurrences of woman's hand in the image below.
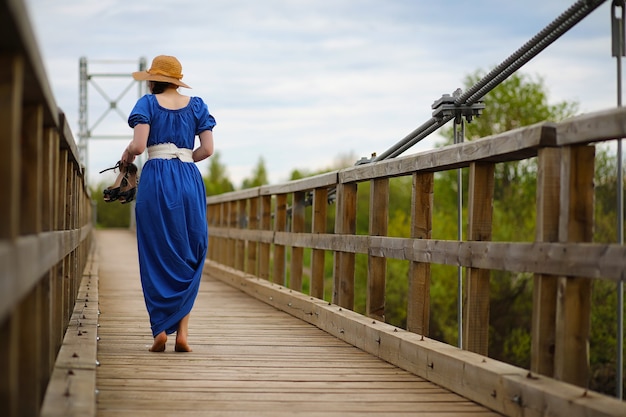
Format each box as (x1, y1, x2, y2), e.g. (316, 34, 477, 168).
(121, 147, 135, 165)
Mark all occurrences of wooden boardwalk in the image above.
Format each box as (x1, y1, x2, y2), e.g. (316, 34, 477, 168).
(95, 229, 501, 417)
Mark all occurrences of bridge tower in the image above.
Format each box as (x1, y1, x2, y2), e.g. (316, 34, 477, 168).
(77, 57, 147, 178)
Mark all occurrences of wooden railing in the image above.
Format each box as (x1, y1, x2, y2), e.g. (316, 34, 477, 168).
(206, 107, 626, 416)
(0, 1, 94, 416)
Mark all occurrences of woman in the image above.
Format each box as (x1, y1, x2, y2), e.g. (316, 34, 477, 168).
(121, 55, 216, 352)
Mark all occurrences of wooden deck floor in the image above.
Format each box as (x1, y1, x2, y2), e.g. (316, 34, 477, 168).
(95, 229, 501, 417)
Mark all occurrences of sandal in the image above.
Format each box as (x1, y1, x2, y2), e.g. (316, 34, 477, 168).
(100, 161, 128, 202)
(118, 163, 138, 204)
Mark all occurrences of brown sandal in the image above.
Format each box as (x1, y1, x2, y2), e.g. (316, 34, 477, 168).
(118, 163, 138, 204)
(100, 161, 127, 202)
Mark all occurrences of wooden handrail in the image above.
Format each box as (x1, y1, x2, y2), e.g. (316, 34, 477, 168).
(0, 1, 93, 416)
(207, 106, 626, 416)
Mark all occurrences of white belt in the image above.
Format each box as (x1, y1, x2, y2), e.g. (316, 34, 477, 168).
(147, 143, 194, 163)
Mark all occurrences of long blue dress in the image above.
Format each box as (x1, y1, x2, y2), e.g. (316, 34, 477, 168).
(128, 94, 216, 337)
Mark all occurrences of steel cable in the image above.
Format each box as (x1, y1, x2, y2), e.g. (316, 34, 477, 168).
(374, 0, 607, 162)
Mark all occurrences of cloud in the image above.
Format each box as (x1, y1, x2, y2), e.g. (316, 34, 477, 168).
(25, 0, 616, 186)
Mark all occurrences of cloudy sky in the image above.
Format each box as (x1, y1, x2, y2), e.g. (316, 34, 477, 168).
(24, 0, 618, 187)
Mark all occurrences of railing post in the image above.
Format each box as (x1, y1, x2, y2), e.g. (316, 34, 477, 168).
(246, 197, 259, 276)
(235, 199, 247, 271)
(407, 172, 433, 335)
(0, 54, 23, 241)
(58, 151, 69, 330)
(554, 145, 595, 388)
(259, 194, 271, 280)
(0, 54, 23, 417)
(290, 191, 306, 291)
(367, 178, 389, 321)
(207, 203, 218, 261)
(333, 182, 357, 309)
(531, 147, 561, 377)
(20, 105, 43, 235)
(50, 135, 62, 359)
(217, 202, 227, 264)
(310, 187, 328, 299)
(464, 162, 495, 355)
(273, 194, 287, 285)
(227, 200, 237, 268)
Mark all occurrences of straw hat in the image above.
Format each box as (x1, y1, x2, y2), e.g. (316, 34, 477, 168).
(132, 55, 191, 88)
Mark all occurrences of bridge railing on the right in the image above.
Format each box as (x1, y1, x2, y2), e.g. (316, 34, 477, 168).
(206, 107, 626, 415)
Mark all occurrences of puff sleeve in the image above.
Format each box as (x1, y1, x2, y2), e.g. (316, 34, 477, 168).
(128, 95, 152, 128)
(191, 97, 216, 134)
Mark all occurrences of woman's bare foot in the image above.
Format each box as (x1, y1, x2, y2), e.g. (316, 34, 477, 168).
(174, 339, 192, 352)
(175, 314, 192, 352)
(149, 331, 167, 352)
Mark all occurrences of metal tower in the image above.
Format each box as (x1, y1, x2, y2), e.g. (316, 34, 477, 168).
(78, 57, 147, 178)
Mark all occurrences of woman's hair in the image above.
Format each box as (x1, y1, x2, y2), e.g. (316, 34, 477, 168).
(150, 81, 173, 94)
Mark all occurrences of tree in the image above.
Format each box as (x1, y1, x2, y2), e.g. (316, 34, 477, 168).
(432, 70, 579, 368)
(241, 156, 269, 189)
(204, 151, 235, 196)
(92, 183, 132, 228)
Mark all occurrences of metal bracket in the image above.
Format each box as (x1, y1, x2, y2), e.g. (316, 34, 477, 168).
(431, 89, 485, 124)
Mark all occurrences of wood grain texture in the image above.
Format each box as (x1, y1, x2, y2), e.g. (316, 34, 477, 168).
(94, 229, 500, 417)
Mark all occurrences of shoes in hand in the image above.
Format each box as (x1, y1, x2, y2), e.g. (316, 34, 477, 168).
(100, 161, 138, 203)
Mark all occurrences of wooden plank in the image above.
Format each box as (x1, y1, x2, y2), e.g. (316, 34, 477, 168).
(272, 194, 287, 285)
(289, 191, 305, 291)
(464, 162, 495, 356)
(41, 128, 55, 232)
(20, 104, 43, 235)
(258, 195, 271, 280)
(333, 182, 357, 308)
(94, 229, 501, 417)
(407, 172, 433, 335)
(210, 227, 626, 282)
(208, 260, 626, 417)
(260, 171, 338, 195)
(227, 200, 237, 268)
(0, 228, 89, 324)
(554, 145, 595, 388)
(207, 186, 259, 204)
(556, 107, 626, 145)
(340, 123, 556, 183)
(531, 147, 561, 377)
(40, 243, 99, 417)
(234, 199, 246, 271)
(17, 286, 41, 416)
(0, 310, 19, 417)
(0, 53, 23, 241)
(367, 178, 388, 321)
(310, 187, 327, 299)
(245, 196, 259, 276)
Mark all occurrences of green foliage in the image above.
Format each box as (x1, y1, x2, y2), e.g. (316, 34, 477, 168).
(241, 156, 269, 189)
(427, 70, 583, 372)
(91, 183, 132, 228)
(441, 71, 579, 142)
(199, 72, 624, 395)
(204, 151, 235, 196)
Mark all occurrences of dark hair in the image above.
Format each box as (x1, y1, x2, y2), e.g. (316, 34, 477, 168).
(150, 81, 173, 94)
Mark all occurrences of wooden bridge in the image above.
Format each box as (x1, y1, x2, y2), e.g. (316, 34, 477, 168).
(2, 0, 626, 415)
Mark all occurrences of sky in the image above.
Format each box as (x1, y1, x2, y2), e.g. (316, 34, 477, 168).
(24, 0, 619, 187)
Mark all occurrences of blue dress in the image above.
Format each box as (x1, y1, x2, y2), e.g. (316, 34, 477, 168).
(128, 94, 216, 337)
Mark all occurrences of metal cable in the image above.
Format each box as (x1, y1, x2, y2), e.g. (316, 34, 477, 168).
(460, 0, 607, 106)
(374, 0, 607, 162)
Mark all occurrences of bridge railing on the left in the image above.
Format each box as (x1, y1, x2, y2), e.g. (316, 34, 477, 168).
(0, 1, 94, 416)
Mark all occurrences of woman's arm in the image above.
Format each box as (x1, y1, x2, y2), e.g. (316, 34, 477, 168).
(193, 130, 214, 162)
(122, 123, 150, 164)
